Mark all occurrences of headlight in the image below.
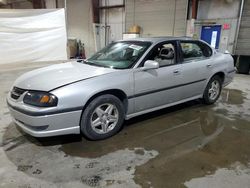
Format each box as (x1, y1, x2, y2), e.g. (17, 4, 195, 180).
(23, 91, 58, 107)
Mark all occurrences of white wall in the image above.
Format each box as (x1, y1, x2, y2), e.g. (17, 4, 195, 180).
(2, 0, 95, 57)
(8, 0, 33, 9)
(45, 0, 57, 9)
(194, 0, 241, 53)
(66, 0, 95, 57)
(194, 19, 238, 53)
(198, 0, 240, 19)
(45, 0, 65, 8)
(125, 0, 188, 37)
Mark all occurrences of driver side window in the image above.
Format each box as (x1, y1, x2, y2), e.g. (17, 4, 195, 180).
(147, 43, 176, 67)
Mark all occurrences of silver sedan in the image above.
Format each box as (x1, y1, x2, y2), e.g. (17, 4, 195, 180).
(7, 37, 235, 140)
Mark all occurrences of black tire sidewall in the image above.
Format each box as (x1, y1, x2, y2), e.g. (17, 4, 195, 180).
(203, 75, 222, 104)
(81, 94, 125, 140)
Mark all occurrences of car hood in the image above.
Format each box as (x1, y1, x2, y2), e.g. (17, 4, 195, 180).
(14, 61, 118, 91)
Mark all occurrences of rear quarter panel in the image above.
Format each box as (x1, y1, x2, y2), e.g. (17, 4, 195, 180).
(204, 51, 234, 91)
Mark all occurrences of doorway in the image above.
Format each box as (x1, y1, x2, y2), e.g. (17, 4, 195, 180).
(201, 25, 222, 49)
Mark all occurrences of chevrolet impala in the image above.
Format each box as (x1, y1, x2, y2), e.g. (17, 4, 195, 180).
(7, 37, 235, 140)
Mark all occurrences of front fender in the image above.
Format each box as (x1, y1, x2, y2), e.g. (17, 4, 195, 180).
(50, 71, 134, 114)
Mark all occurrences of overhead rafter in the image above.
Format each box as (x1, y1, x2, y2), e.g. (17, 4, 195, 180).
(92, 0, 100, 23)
(99, 4, 125, 9)
(32, 0, 45, 9)
(191, 0, 199, 19)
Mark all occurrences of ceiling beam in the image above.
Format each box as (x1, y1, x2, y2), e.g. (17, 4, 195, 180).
(92, 0, 100, 23)
(191, 0, 199, 19)
(99, 4, 125, 9)
(32, 0, 45, 9)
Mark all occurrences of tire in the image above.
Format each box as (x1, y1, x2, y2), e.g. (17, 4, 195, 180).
(237, 56, 250, 74)
(203, 75, 222, 105)
(80, 94, 125, 140)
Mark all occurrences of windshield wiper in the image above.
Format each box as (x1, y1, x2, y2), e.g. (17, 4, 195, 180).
(76, 59, 84, 63)
(83, 60, 110, 68)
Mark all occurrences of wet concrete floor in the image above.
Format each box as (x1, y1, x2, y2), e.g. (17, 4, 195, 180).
(0, 62, 250, 188)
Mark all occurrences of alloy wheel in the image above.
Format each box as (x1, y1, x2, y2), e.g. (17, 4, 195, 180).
(208, 80, 220, 101)
(90, 103, 119, 134)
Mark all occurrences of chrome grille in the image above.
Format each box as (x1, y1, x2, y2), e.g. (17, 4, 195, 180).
(11, 87, 26, 100)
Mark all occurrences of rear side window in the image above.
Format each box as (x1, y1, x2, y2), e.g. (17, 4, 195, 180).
(180, 41, 212, 62)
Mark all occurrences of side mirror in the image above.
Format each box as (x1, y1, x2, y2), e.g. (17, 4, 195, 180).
(142, 60, 159, 70)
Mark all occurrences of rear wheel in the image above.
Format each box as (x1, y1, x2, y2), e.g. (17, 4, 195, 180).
(203, 75, 222, 104)
(81, 94, 125, 140)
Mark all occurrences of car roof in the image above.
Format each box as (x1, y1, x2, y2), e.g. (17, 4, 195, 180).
(121, 36, 194, 43)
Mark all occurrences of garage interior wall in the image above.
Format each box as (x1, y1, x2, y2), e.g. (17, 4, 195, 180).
(0, 0, 96, 58)
(125, 0, 188, 37)
(66, 0, 95, 57)
(5, 0, 33, 8)
(100, 0, 125, 43)
(39, 0, 96, 57)
(0, 0, 191, 58)
(197, 0, 240, 19)
(194, 0, 240, 53)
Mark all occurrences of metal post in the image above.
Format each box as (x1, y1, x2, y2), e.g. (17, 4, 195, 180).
(172, 0, 177, 36)
(234, 0, 245, 54)
(64, 0, 68, 39)
(104, 0, 108, 46)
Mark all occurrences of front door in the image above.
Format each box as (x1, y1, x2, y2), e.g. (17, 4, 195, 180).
(133, 42, 183, 112)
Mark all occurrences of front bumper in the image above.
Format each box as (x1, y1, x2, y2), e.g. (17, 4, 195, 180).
(7, 99, 81, 137)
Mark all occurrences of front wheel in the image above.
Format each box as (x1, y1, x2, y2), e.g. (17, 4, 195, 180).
(203, 75, 222, 105)
(80, 94, 125, 140)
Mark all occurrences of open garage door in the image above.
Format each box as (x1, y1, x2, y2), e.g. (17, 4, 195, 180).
(0, 9, 67, 65)
(235, 0, 250, 55)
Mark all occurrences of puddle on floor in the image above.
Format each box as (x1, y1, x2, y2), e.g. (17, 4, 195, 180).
(184, 161, 250, 188)
(214, 88, 250, 121)
(220, 89, 246, 105)
(2, 89, 250, 187)
(134, 117, 250, 188)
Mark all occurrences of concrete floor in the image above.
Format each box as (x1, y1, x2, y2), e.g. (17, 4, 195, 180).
(0, 61, 250, 188)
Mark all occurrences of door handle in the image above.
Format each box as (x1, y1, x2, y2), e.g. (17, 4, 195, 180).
(173, 69, 180, 74)
(207, 64, 212, 68)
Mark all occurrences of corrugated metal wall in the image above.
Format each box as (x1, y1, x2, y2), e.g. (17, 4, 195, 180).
(125, 0, 188, 37)
(235, 0, 250, 55)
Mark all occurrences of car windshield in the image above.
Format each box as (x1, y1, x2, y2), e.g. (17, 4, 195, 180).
(86, 41, 151, 69)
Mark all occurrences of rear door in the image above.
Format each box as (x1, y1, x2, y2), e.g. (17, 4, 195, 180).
(178, 40, 214, 100)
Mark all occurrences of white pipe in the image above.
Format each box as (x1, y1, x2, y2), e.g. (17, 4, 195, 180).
(64, 0, 68, 39)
